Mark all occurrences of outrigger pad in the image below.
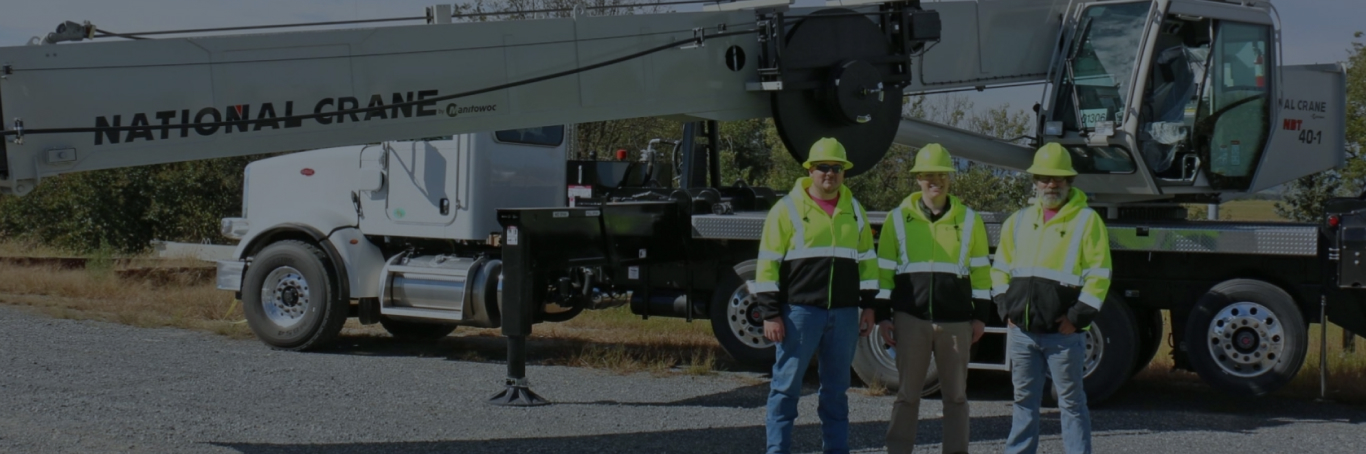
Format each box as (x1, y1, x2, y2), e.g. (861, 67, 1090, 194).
(488, 385, 549, 407)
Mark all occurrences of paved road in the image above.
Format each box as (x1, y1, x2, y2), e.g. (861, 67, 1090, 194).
(1, 305, 1363, 453)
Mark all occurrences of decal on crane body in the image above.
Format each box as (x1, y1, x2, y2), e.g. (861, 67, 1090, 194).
(89, 89, 502, 146)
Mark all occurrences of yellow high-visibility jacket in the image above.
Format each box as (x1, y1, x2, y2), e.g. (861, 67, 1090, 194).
(991, 187, 1112, 333)
(875, 193, 992, 323)
(750, 178, 878, 320)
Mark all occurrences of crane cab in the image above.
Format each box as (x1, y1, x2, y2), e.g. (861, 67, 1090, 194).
(1041, 0, 1344, 203)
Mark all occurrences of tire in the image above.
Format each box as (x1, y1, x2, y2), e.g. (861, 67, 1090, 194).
(852, 322, 941, 397)
(709, 260, 775, 365)
(1183, 279, 1307, 396)
(1131, 308, 1165, 377)
(1048, 293, 1139, 405)
(242, 240, 348, 351)
(379, 316, 457, 341)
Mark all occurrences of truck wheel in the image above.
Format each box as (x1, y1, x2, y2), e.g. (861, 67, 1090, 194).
(1184, 279, 1306, 396)
(379, 316, 457, 341)
(1131, 308, 1165, 377)
(242, 240, 348, 351)
(709, 260, 775, 365)
(1048, 294, 1138, 405)
(852, 322, 941, 396)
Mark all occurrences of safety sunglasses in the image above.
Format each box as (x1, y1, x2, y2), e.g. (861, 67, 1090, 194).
(813, 163, 845, 173)
(1033, 175, 1069, 185)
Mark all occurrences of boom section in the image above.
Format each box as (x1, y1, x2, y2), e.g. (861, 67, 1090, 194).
(0, 11, 767, 195)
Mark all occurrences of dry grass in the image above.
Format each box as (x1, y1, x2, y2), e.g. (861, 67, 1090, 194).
(1186, 199, 1287, 222)
(0, 238, 84, 257)
(0, 263, 251, 338)
(1219, 199, 1285, 222)
(857, 379, 893, 397)
(0, 256, 728, 376)
(539, 307, 727, 375)
(1134, 311, 1366, 404)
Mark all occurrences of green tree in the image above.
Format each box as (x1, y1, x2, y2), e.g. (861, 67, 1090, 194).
(0, 156, 261, 253)
(1339, 32, 1366, 190)
(1274, 171, 1340, 222)
(896, 95, 1034, 213)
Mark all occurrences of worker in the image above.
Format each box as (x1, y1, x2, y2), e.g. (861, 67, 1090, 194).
(751, 137, 879, 454)
(875, 144, 990, 454)
(993, 143, 1112, 454)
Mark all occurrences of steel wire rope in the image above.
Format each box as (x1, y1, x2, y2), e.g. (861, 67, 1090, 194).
(87, 1, 724, 40)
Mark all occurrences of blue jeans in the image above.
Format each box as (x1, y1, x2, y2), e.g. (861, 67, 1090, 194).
(766, 304, 859, 454)
(1005, 324, 1091, 454)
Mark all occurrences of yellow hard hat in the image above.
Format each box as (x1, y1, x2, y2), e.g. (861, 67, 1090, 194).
(1026, 143, 1078, 177)
(803, 137, 855, 171)
(908, 143, 955, 173)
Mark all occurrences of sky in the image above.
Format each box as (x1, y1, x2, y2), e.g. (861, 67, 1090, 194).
(0, 0, 1360, 117)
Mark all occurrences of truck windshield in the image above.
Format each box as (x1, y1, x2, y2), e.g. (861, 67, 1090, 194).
(1054, 2, 1152, 131)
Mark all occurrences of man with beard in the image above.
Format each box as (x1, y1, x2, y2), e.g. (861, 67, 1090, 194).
(992, 143, 1112, 454)
(752, 137, 879, 454)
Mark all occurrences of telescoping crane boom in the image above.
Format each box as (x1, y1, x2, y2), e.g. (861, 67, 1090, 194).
(0, 0, 1353, 404)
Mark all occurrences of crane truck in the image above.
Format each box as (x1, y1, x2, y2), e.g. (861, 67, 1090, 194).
(0, 0, 1354, 406)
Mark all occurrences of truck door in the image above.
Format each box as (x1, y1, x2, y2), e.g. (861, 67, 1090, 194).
(384, 137, 462, 226)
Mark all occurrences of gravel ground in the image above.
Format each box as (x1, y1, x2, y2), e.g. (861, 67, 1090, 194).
(1, 305, 1363, 454)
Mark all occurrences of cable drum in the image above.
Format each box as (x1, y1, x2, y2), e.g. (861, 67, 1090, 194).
(772, 9, 906, 177)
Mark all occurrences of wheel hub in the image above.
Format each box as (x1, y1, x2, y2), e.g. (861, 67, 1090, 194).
(727, 283, 773, 349)
(261, 266, 310, 329)
(1081, 324, 1106, 378)
(1233, 328, 1260, 353)
(1207, 301, 1284, 377)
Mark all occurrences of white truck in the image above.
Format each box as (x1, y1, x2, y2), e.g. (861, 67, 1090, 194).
(0, 0, 1356, 405)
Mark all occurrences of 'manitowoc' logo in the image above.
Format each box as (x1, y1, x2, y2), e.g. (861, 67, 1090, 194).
(445, 103, 498, 117)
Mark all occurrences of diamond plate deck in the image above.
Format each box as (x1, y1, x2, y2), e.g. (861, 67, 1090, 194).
(692, 212, 1318, 256)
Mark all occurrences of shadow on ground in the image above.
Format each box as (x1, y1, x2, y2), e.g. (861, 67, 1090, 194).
(211, 368, 1366, 454)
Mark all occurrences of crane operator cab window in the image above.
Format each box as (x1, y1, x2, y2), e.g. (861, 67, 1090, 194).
(1139, 16, 1209, 180)
(1051, 2, 1152, 174)
(1194, 21, 1271, 190)
(1140, 15, 1271, 190)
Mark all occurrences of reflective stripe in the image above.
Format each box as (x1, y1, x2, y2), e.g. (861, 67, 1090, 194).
(1060, 208, 1093, 278)
(1013, 212, 1027, 259)
(1011, 266, 1082, 286)
(860, 279, 879, 290)
(858, 250, 878, 262)
(891, 207, 910, 266)
(757, 250, 784, 262)
(957, 208, 977, 269)
(850, 198, 866, 236)
(783, 194, 805, 250)
(748, 281, 779, 293)
(970, 257, 991, 268)
(993, 260, 1013, 273)
(785, 246, 861, 261)
(897, 262, 969, 276)
(1082, 267, 1111, 280)
(972, 289, 991, 300)
(876, 289, 891, 300)
(878, 258, 898, 270)
(992, 284, 1011, 296)
(1079, 292, 1104, 309)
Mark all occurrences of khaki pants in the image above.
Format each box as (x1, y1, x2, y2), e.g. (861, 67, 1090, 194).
(886, 313, 972, 454)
